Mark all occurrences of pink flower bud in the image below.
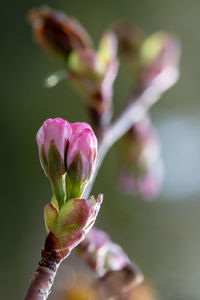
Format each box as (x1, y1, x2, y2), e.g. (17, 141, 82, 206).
(36, 118, 98, 205)
(67, 123, 98, 198)
(68, 123, 98, 174)
(36, 117, 72, 166)
(36, 118, 72, 208)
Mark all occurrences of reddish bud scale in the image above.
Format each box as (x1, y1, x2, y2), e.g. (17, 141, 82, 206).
(44, 195, 103, 260)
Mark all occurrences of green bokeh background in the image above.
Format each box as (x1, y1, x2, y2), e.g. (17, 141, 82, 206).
(1, 0, 200, 299)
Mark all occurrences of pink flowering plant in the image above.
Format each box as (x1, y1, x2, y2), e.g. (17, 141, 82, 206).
(24, 5, 181, 300)
(36, 118, 98, 205)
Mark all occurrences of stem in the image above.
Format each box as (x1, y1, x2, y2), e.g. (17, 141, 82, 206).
(50, 176, 66, 209)
(24, 252, 61, 300)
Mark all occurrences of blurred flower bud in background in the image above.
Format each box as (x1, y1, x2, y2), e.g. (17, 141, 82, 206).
(117, 118, 163, 200)
(36, 118, 98, 206)
(114, 21, 181, 93)
(139, 31, 181, 93)
(78, 227, 133, 276)
(28, 7, 119, 129)
(113, 21, 145, 64)
(28, 6, 93, 61)
(68, 31, 119, 127)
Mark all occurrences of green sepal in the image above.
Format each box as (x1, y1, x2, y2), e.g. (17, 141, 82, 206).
(70, 182, 87, 199)
(48, 141, 64, 177)
(44, 203, 58, 233)
(47, 141, 67, 209)
(67, 152, 89, 198)
(40, 145, 48, 175)
(65, 173, 72, 200)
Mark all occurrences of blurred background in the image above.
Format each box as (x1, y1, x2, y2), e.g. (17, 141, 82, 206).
(1, 0, 200, 298)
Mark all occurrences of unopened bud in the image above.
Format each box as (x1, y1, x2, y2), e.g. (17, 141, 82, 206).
(37, 118, 71, 207)
(119, 161, 163, 200)
(28, 6, 92, 61)
(67, 122, 98, 198)
(118, 118, 163, 200)
(114, 21, 180, 93)
(68, 31, 119, 123)
(36, 118, 98, 207)
(139, 31, 181, 91)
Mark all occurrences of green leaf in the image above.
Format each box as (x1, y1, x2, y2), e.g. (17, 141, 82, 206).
(56, 200, 76, 231)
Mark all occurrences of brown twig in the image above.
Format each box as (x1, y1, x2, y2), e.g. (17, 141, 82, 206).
(24, 251, 62, 300)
